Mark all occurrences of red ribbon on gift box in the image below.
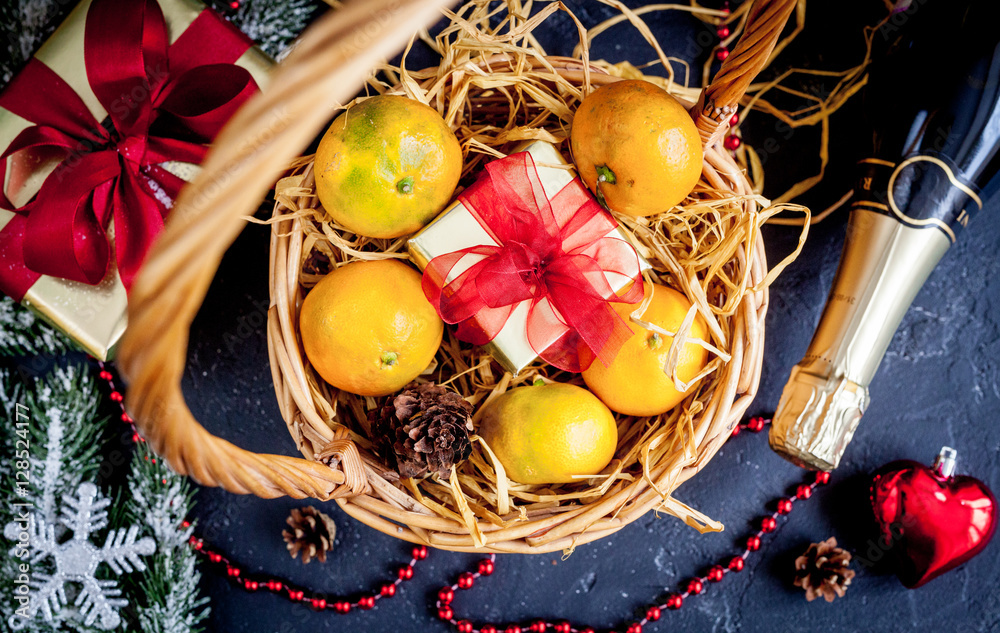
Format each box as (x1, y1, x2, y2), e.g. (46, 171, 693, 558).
(422, 152, 645, 373)
(0, 0, 258, 299)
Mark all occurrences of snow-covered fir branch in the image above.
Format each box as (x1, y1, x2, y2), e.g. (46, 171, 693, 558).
(0, 365, 110, 633)
(0, 366, 208, 633)
(0, 366, 105, 523)
(123, 442, 209, 633)
(0, 0, 67, 84)
(227, 0, 319, 58)
(0, 368, 25, 469)
(28, 366, 105, 525)
(0, 297, 76, 358)
(137, 552, 210, 633)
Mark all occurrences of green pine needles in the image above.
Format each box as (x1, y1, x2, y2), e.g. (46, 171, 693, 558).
(0, 365, 109, 632)
(227, 0, 319, 58)
(0, 360, 209, 632)
(124, 442, 209, 633)
(0, 296, 77, 358)
(0, 0, 64, 84)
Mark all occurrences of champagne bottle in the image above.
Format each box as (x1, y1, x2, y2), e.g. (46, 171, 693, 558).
(769, 0, 1000, 470)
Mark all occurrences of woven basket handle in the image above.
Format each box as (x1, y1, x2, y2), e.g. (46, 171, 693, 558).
(693, 0, 798, 145)
(117, 0, 799, 501)
(117, 0, 454, 500)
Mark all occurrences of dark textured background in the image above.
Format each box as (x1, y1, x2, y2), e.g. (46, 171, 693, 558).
(180, 2, 1000, 632)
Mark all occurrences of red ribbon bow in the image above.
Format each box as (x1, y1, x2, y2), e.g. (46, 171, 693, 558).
(422, 152, 645, 373)
(0, 0, 258, 299)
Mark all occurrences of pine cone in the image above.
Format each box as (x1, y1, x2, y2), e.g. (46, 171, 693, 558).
(282, 506, 336, 564)
(369, 383, 474, 480)
(793, 537, 856, 602)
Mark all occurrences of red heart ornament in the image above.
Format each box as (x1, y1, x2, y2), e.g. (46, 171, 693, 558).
(869, 447, 997, 588)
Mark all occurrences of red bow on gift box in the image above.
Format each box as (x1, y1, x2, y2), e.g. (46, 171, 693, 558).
(0, 0, 258, 298)
(422, 152, 645, 373)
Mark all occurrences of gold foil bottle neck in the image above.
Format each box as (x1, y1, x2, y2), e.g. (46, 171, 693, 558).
(769, 205, 953, 471)
(769, 367, 869, 471)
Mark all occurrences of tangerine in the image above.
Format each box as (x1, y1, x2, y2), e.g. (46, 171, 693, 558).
(299, 259, 443, 396)
(479, 383, 617, 485)
(583, 282, 709, 416)
(315, 95, 462, 238)
(571, 79, 702, 217)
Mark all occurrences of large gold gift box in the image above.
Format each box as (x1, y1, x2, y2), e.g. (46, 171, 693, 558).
(0, 0, 272, 360)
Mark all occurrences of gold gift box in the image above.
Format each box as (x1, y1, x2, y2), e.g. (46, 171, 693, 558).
(0, 0, 272, 360)
(407, 140, 649, 376)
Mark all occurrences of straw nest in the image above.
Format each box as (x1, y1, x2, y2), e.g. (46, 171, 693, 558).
(266, 0, 808, 553)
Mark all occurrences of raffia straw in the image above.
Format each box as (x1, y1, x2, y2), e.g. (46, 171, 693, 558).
(272, 0, 809, 543)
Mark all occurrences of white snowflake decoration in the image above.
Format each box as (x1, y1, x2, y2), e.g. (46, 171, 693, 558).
(4, 482, 155, 630)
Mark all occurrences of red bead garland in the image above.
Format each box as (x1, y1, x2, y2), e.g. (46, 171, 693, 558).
(189, 532, 426, 614)
(458, 572, 476, 589)
(97, 361, 145, 443)
(95, 366, 830, 632)
(439, 587, 456, 605)
(436, 556, 498, 627)
(437, 417, 836, 633)
(706, 564, 725, 582)
(96, 362, 431, 616)
(716, 1, 744, 155)
(715, 2, 731, 62)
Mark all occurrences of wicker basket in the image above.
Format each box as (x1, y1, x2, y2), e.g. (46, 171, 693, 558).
(119, 0, 799, 554)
